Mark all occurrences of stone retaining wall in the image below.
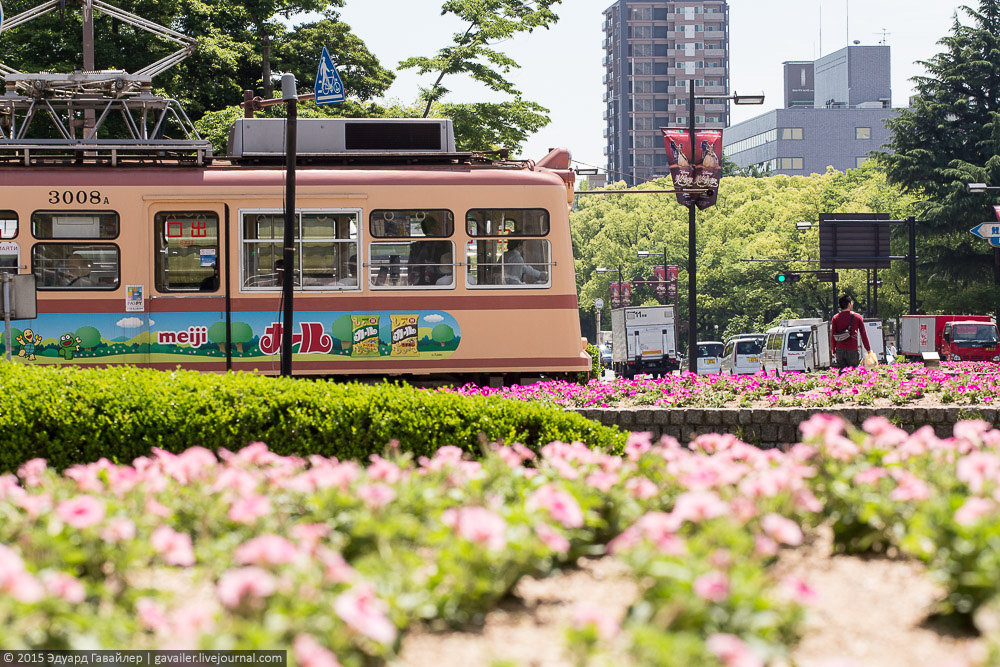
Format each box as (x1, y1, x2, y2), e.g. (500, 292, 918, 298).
(569, 406, 996, 447)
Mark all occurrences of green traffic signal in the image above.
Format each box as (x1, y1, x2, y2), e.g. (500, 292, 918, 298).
(774, 272, 801, 284)
(776, 273, 787, 283)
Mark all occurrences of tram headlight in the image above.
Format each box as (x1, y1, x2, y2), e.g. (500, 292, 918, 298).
(951, 354, 961, 361)
(993, 355, 1000, 362)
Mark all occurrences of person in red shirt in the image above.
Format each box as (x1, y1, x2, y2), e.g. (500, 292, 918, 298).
(830, 295, 871, 372)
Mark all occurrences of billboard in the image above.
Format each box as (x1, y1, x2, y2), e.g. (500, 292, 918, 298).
(662, 129, 724, 209)
(819, 213, 892, 269)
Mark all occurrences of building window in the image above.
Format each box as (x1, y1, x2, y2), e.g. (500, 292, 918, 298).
(856, 157, 869, 168)
(723, 129, 777, 155)
(633, 43, 653, 57)
(634, 134, 656, 149)
(780, 128, 804, 140)
(632, 25, 652, 39)
(633, 80, 653, 94)
(154, 211, 220, 292)
(856, 127, 871, 140)
(777, 158, 804, 170)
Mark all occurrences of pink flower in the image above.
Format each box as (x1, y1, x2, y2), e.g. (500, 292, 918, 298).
(571, 603, 620, 640)
(853, 467, 889, 486)
(145, 497, 173, 518)
(794, 488, 824, 513)
(42, 572, 86, 604)
(100, 518, 137, 543)
(707, 633, 763, 667)
(317, 548, 356, 583)
(334, 584, 397, 644)
(17, 458, 47, 487)
(0, 545, 44, 603)
(290, 523, 331, 552)
(55, 495, 105, 530)
(799, 413, 846, 441)
(367, 456, 401, 484)
(150, 525, 196, 567)
(761, 513, 803, 546)
(228, 494, 272, 524)
(535, 522, 570, 553)
(216, 567, 276, 609)
(441, 506, 507, 551)
(781, 576, 819, 605)
(137, 597, 170, 631)
(169, 601, 216, 640)
(15, 493, 52, 519)
(626, 476, 659, 499)
(693, 571, 730, 602)
(624, 432, 653, 460)
(672, 491, 728, 523)
(954, 497, 996, 526)
(527, 485, 584, 529)
(585, 472, 619, 492)
(957, 452, 1000, 494)
(294, 634, 342, 667)
(358, 483, 396, 509)
(234, 535, 299, 566)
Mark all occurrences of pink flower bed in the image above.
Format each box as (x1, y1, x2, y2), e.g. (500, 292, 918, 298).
(3, 415, 1000, 663)
(448, 362, 1000, 408)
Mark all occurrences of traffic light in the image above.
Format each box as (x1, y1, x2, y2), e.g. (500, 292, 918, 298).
(774, 272, 802, 284)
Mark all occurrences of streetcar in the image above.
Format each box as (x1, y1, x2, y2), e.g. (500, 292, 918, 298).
(0, 118, 589, 383)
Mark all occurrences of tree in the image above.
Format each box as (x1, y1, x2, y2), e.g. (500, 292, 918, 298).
(431, 323, 455, 346)
(877, 0, 1000, 315)
(208, 322, 228, 353)
(75, 326, 102, 351)
(398, 0, 561, 153)
(232, 322, 254, 354)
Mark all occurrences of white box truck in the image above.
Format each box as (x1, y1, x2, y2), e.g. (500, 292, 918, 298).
(610, 305, 680, 378)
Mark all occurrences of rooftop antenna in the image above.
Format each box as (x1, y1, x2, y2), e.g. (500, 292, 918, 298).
(875, 28, 891, 45)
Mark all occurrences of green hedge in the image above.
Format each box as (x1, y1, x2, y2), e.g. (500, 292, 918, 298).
(0, 365, 625, 472)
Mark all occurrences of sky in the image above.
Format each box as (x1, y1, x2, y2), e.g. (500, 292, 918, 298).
(338, 0, 968, 169)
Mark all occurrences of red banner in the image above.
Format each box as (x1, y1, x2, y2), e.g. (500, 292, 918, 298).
(654, 265, 666, 300)
(621, 282, 632, 307)
(662, 129, 696, 206)
(694, 130, 723, 209)
(666, 266, 679, 302)
(662, 128, 724, 210)
(994, 205, 1000, 222)
(609, 281, 621, 309)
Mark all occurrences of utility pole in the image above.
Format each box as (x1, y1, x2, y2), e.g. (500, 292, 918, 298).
(280, 74, 297, 377)
(82, 0, 96, 137)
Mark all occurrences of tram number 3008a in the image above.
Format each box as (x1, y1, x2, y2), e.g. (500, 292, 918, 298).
(48, 190, 110, 205)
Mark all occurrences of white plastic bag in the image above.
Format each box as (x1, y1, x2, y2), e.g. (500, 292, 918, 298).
(863, 350, 878, 369)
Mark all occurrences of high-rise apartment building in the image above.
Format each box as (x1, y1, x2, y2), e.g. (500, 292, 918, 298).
(603, 0, 730, 186)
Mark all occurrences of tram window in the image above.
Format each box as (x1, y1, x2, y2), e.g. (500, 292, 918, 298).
(32, 211, 119, 239)
(154, 211, 220, 292)
(368, 241, 455, 288)
(0, 211, 16, 239)
(32, 244, 120, 290)
(465, 239, 551, 288)
(241, 211, 358, 290)
(466, 209, 549, 237)
(369, 210, 454, 238)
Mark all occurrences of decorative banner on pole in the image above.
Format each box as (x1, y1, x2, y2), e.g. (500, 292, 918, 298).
(654, 265, 666, 301)
(662, 129, 696, 207)
(693, 129, 723, 209)
(666, 266, 679, 302)
(314, 45, 346, 106)
(621, 282, 632, 307)
(609, 281, 621, 309)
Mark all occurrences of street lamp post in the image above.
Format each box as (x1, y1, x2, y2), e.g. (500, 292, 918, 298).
(683, 82, 764, 373)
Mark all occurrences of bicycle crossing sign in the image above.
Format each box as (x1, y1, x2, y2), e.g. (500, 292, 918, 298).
(970, 206, 1000, 248)
(314, 45, 345, 105)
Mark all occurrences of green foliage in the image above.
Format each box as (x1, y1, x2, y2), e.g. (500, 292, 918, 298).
(877, 0, 1000, 314)
(572, 167, 921, 338)
(576, 343, 601, 385)
(0, 365, 624, 473)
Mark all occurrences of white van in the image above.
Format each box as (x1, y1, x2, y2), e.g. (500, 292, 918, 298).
(720, 334, 765, 375)
(762, 319, 831, 374)
(695, 341, 725, 375)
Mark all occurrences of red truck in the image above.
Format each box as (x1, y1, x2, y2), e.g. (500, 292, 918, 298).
(900, 315, 1000, 362)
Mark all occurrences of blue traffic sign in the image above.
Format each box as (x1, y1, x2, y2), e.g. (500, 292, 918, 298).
(314, 45, 345, 105)
(970, 222, 1000, 244)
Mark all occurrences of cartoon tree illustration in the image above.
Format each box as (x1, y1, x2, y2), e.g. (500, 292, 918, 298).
(431, 323, 455, 348)
(232, 322, 254, 353)
(332, 313, 353, 351)
(75, 326, 102, 351)
(1, 328, 23, 355)
(208, 322, 228, 353)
